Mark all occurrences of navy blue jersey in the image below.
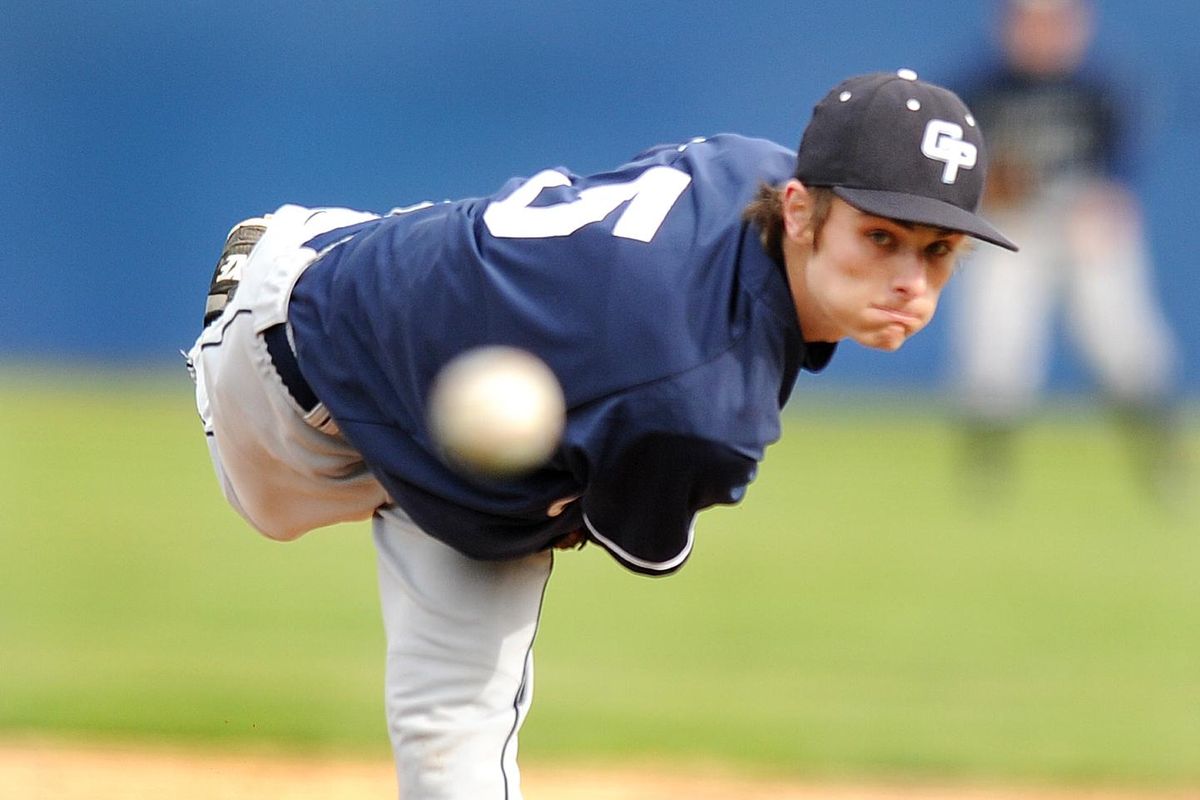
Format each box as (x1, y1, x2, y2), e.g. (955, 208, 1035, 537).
(287, 134, 835, 575)
(955, 60, 1131, 187)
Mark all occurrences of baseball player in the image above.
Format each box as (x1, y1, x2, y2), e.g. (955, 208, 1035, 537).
(948, 0, 1182, 496)
(187, 71, 1014, 799)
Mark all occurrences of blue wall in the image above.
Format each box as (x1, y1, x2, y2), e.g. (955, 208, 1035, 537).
(3, 1, 1197, 393)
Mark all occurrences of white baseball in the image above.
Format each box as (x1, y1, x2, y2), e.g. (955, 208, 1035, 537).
(427, 346, 566, 478)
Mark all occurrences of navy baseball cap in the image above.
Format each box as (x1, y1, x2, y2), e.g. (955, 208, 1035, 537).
(795, 70, 1017, 251)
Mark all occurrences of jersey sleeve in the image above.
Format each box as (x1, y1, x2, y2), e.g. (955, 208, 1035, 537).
(563, 343, 779, 577)
(580, 432, 757, 576)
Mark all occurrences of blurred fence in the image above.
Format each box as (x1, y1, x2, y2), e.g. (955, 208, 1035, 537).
(2, 2, 1196, 393)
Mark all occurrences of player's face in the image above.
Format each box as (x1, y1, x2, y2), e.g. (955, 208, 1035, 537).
(798, 198, 965, 351)
(1002, 1, 1092, 77)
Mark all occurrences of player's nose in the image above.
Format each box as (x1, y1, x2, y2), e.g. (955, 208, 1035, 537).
(891, 253, 928, 297)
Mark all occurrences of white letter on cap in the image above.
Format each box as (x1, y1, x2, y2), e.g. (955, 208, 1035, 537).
(921, 119, 977, 184)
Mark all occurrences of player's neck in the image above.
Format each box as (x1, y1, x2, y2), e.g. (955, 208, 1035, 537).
(781, 238, 842, 344)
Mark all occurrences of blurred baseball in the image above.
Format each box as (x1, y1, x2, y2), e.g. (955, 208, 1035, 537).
(427, 346, 566, 478)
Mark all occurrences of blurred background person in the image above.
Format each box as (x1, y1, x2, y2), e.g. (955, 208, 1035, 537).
(948, 0, 1184, 502)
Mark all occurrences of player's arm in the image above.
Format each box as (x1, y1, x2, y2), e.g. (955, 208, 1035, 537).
(578, 432, 757, 576)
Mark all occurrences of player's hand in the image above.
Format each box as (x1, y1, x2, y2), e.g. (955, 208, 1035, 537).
(1066, 179, 1142, 263)
(982, 154, 1036, 209)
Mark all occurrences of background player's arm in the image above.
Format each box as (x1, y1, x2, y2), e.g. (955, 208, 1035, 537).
(980, 147, 1037, 209)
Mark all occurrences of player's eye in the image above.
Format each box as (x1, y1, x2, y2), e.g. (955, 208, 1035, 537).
(925, 240, 953, 258)
(866, 229, 894, 248)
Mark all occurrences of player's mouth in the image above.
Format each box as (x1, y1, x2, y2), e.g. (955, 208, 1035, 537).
(872, 305, 923, 331)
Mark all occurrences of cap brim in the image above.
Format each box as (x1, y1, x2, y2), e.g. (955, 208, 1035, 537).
(833, 187, 1018, 251)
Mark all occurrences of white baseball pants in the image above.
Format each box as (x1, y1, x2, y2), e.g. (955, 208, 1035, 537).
(189, 205, 551, 799)
(950, 183, 1177, 420)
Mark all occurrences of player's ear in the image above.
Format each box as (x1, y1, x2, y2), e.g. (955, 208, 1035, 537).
(781, 179, 816, 246)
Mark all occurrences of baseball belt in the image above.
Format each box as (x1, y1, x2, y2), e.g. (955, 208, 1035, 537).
(263, 323, 319, 414)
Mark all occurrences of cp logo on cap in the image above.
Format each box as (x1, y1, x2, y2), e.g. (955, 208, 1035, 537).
(921, 119, 977, 184)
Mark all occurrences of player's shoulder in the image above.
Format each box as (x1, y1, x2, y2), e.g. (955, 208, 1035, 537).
(947, 54, 1014, 101)
(630, 133, 793, 167)
(621, 134, 796, 202)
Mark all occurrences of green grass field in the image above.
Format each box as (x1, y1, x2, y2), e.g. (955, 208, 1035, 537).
(1, 369, 1197, 788)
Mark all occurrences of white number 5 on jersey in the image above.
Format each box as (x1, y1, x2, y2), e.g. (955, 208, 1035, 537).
(483, 166, 691, 243)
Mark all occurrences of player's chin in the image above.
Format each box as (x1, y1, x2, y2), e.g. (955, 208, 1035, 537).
(856, 322, 918, 352)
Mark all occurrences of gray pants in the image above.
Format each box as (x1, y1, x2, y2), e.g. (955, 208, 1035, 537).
(189, 205, 551, 799)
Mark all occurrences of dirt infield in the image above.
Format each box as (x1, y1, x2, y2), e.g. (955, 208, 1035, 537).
(1, 741, 1194, 800)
